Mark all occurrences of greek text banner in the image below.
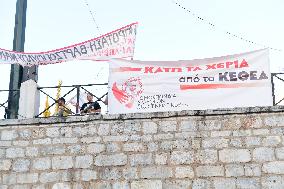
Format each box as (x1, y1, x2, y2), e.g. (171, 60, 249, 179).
(108, 49, 272, 114)
(0, 22, 138, 66)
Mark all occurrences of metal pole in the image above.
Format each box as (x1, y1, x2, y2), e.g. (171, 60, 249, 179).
(7, 0, 28, 119)
(76, 86, 80, 114)
(271, 73, 275, 106)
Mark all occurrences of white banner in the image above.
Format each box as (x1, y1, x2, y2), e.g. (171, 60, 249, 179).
(108, 49, 272, 114)
(0, 22, 138, 66)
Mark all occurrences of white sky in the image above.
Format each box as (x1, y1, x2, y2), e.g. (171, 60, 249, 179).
(1, 0, 284, 117)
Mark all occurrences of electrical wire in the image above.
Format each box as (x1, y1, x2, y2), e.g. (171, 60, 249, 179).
(172, 0, 282, 52)
(83, 0, 102, 36)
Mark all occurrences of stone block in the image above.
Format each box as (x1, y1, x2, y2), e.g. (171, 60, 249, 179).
(262, 176, 284, 189)
(229, 138, 243, 147)
(155, 153, 167, 165)
(106, 143, 121, 153)
(52, 137, 78, 144)
(196, 149, 218, 164)
(211, 130, 231, 137)
(175, 166, 194, 178)
(142, 121, 158, 134)
(232, 130, 252, 137)
(160, 140, 189, 151)
(263, 161, 284, 174)
(33, 158, 51, 170)
(73, 126, 88, 137)
(154, 133, 174, 140)
(81, 137, 101, 143)
(131, 180, 162, 189)
(59, 127, 72, 137)
(68, 145, 84, 154)
(163, 180, 192, 189)
(39, 172, 60, 183)
(253, 147, 275, 162)
(196, 165, 224, 177)
(123, 142, 145, 152)
(87, 143, 105, 154)
(213, 178, 236, 189)
(18, 129, 31, 139)
(16, 173, 38, 184)
(95, 153, 127, 166)
(192, 179, 211, 189)
(170, 151, 194, 165)
(113, 181, 129, 189)
(124, 121, 141, 134)
(141, 166, 173, 179)
(123, 167, 138, 179)
(276, 147, 284, 160)
(147, 142, 159, 152)
(199, 119, 222, 131)
(225, 164, 244, 177)
(0, 160, 11, 171)
(46, 127, 59, 137)
(33, 138, 51, 145)
(103, 135, 129, 142)
(81, 169, 97, 181)
(129, 153, 152, 166)
(159, 121, 177, 132)
(202, 138, 229, 148)
(2, 173, 16, 185)
(236, 178, 260, 189)
(52, 156, 73, 169)
(99, 167, 122, 180)
(97, 124, 110, 136)
(244, 164, 261, 176)
(180, 119, 197, 131)
(40, 146, 65, 155)
(75, 155, 93, 168)
(1, 130, 18, 140)
(253, 129, 270, 135)
(6, 148, 25, 158)
(245, 137, 261, 147)
(219, 149, 251, 163)
(262, 136, 282, 146)
(12, 159, 30, 172)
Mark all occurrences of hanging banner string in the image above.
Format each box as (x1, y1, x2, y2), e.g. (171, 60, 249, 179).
(83, 0, 102, 36)
(172, 0, 282, 52)
(0, 22, 138, 67)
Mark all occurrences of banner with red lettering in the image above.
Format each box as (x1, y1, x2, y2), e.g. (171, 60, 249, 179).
(0, 22, 137, 66)
(108, 49, 272, 114)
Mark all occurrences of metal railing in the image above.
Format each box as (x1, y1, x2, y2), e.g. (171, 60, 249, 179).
(36, 83, 108, 118)
(271, 73, 284, 106)
(0, 89, 20, 119)
(1, 73, 284, 119)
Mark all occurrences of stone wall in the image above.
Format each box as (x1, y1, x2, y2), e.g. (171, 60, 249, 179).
(1, 106, 284, 189)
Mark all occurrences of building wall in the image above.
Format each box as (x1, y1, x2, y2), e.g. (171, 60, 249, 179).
(0, 106, 284, 189)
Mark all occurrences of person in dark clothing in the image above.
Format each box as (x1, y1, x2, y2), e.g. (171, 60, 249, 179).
(80, 92, 101, 114)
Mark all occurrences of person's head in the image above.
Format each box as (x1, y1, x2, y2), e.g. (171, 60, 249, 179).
(58, 97, 66, 106)
(87, 93, 93, 102)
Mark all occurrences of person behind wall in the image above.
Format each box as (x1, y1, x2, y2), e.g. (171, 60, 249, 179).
(80, 92, 101, 114)
(53, 97, 72, 117)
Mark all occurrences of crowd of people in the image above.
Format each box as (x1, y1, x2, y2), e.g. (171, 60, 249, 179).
(53, 92, 107, 117)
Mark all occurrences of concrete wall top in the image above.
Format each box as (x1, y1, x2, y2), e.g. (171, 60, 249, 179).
(1, 106, 284, 127)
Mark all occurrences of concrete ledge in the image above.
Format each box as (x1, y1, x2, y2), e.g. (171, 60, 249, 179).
(1, 105, 284, 126)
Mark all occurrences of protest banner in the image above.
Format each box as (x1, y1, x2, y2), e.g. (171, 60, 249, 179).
(0, 22, 138, 66)
(108, 49, 272, 114)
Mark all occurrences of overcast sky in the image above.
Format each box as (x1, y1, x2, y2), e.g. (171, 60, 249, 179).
(1, 0, 284, 117)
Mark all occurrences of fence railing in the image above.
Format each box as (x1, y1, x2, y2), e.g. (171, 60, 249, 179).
(271, 73, 284, 106)
(1, 73, 284, 119)
(0, 89, 20, 119)
(36, 83, 108, 118)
